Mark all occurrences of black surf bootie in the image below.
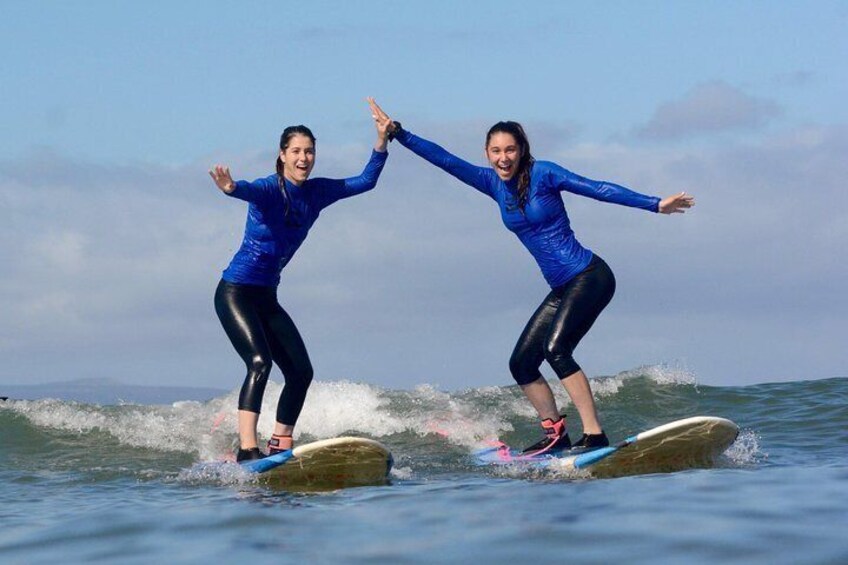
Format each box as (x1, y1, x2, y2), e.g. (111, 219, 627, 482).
(235, 447, 266, 462)
(570, 431, 610, 454)
(522, 415, 571, 454)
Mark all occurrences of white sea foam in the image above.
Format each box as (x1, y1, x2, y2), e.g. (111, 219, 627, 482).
(2, 365, 706, 463)
(590, 362, 699, 398)
(390, 466, 414, 480)
(724, 429, 765, 466)
(176, 461, 255, 486)
(294, 380, 409, 438)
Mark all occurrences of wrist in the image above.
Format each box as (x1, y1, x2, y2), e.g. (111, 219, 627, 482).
(387, 121, 403, 142)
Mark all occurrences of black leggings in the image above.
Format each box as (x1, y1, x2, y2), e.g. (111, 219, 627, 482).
(509, 255, 616, 385)
(214, 280, 313, 425)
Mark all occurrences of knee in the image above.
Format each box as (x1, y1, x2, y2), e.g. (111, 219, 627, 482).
(544, 338, 581, 377)
(509, 349, 525, 379)
(292, 362, 314, 389)
(509, 350, 537, 386)
(301, 365, 314, 388)
(247, 355, 273, 382)
(544, 337, 574, 366)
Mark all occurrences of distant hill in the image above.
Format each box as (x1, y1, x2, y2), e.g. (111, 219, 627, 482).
(0, 378, 227, 405)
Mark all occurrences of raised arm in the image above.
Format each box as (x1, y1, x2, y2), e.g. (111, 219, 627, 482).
(310, 100, 393, 208)
(313, 149, 389, 209)
(369, 98, 493, 197)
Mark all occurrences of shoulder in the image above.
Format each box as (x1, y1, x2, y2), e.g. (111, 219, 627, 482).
(302, 177, 334, 190)
(533, 160, 565, 174)
(531, 160, 562, 183)
(533, 160, 575, 182)
(253, 174, 280, 191)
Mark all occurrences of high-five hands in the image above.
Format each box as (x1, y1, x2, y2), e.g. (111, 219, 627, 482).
(368, 98, 397, 138)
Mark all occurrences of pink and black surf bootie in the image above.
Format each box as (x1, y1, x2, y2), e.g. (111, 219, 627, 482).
(522, 415, 571, 454)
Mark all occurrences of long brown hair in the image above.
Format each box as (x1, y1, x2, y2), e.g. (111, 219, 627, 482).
(486, 121, 534, 209)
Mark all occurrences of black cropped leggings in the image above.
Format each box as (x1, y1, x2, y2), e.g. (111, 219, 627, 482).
(509, 255, 616, 385)
(214, 280, 313, 426)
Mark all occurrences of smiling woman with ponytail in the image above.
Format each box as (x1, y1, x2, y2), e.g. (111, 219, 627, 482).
(370, 98, 694, 455)
(489, 121, 535, 210)
(208, 111, 392, 462)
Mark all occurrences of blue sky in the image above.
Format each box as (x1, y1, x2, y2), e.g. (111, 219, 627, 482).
(2, 1, 846, 390)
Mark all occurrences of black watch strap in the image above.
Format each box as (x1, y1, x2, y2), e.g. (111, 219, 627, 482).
(388, 121, 403, 142)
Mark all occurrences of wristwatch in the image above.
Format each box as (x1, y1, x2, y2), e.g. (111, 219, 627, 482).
(387, 121, 403, 142)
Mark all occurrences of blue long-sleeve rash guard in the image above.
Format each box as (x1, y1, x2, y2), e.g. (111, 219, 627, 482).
(395, 129, 660, 288)
(222, 149, 388, 287)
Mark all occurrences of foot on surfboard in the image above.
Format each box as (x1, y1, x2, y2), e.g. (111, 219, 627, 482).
(267, 434, 293, 455)
(570, 431, 610, 454)
(522, 415, 571, 454)
(236, 447, 266, 462)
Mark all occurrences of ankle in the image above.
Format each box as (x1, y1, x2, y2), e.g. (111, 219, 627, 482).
(268, 434, 293, 453)
(541, 415, 567, 438)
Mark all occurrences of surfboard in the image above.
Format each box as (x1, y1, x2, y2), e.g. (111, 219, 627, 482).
(474, 416, 739, 478)
(242, 436, 393, 491)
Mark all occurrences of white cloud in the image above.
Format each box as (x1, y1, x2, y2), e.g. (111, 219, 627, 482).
(1, 123, 846, 388)
(636, 81, 781, 140)
(30, 230, 88, 274)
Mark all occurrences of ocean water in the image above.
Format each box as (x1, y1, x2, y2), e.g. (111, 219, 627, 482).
(2, 367, 846, 564)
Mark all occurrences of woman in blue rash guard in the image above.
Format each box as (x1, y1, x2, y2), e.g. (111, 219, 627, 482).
(209, 112, 392, 462)
(368, 98, 694, 454)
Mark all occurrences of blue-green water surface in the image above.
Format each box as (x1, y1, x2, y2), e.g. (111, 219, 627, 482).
(2, 370, 846, 564)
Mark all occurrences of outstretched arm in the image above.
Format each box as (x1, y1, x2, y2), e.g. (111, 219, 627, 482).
(551, 163, 695, 214)
(368, 98, 493, 197)
(546, 163, 664, 212)
(208, 164, 274, 205)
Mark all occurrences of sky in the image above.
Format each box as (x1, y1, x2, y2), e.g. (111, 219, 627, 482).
(1, 1, 846, 391)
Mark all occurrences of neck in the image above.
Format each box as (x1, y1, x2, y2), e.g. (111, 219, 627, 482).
(283, 173, 304, 187)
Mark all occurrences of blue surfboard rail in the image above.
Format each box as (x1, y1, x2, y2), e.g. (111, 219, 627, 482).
(571, 436, 638, 469)
(241, 449, 294, 474)
(474, 416, 739, 473)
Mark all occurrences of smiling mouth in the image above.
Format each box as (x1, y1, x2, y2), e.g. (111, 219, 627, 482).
(497, 163, 513, 174)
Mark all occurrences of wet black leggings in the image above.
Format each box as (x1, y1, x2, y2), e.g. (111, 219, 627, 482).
(509, 255, 616, 385)
(214, 280, 314, 425)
